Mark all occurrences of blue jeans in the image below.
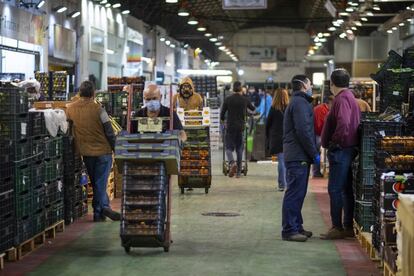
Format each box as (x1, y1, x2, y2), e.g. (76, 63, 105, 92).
(276, 153, 286, 189)
(327, 147, 357, 229)
(225, 129, 243, 170)
(83, 154, 112, 217)
(282, 161, 310, 237)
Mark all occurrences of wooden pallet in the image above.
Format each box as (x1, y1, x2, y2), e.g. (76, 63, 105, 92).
(354, 221, 383, 268)
(383, 261, 396, 276)
(17, 232, 46, 260)
(45, 220, 65, 239)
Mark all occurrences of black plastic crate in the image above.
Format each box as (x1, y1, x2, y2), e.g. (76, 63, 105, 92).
(45, 201, 64, 227)
(359, 153, 375, 170)
(15, 217, 32, 244)
(361, 136, 376, 153)
(0, 221, 15, 253)
(28, 112, 46, 137)
(31, 161, 45, 188)
(354, 180, 373, 201)
(370, 50, 402, 83)
(360, 121, 402, 137)
(14, 161, 32, 194)
(11, 139, 32, 162)
(31, 137, 44, 162)
(73, 201, 88, 219)
(0, 113, 29, 141)
(355, 200, 374, 232)
(44, 157, 63, 182)
(0, 85, 28, 114)
(0, 177, 13, 194)
(32, 209, 45, 235)
(0, 140, 12, 165)
(123, 205, 166, 222)
(0, 189, 14, 218)
(32, 185, 45, 212)
(123, 162, 166, 176)
(44, 136, 63, 159)
(16, 192, 31, 218)
(359, 168, 376, 186)
(45, 180, 64, 205)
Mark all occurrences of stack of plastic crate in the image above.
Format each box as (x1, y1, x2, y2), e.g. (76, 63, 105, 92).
(353, 116, 402, 233)
(62, 135, 87, 224)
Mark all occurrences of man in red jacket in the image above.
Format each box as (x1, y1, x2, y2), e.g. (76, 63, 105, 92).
(321, 69, 361, 240)
(312, 96, 334, 177)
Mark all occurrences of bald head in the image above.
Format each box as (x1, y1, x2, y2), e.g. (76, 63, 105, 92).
(144, 84, 161, 101)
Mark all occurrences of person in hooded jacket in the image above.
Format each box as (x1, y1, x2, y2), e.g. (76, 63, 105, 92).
(172, 76, 203, 110)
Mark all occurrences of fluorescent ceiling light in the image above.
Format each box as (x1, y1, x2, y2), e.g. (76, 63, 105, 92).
(328, 27, 336, 31)
(319, 38, 327, 42)
(209, 37, 218, 42)
(351, 26, 357, 30)
(165, 0, 178, 3)
(373, 5, 380, 11)
(68, 11, 81, 18)
(315, 42, 322, 46)
(54, 6, 67, 13)
(112, 3, 121, 8)
(177, 69, 232, 76)
(100, 0, 107, 4)
(37, 0, 45, 8)
(187, 17, 198, 25)
(339, 33, 347, 38)
(392, 26, 397, 30)
(215, 42, 222, 46)
(165, 40, 171, 45)
(323, 33, 331, 37)
(339, 12, 349, 16)
(105, 3, 111, 8)
(121, 10, 130, 15)
(400, 22, 405, 26)
(346, 29, 353, 34)
(204, 33, 212, 37)
(197, 26, 206, 31)
(178, 9, 190, 16)
(355, 21, 362, 26)
(106, 49, 115, 55)
(160, 37, 166, 42)
(366, 11, 374, 16)
(387, 30, 393, 33)
(183, 44, 189, 48)
(318, 33, 323, 37)
(361, 17, 368, 21)
(170, 44, 176, 48)
(219, 46, 226, 50)
(346, 7, 353, 12)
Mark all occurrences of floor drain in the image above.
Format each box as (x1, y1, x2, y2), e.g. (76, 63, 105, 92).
(202, 212, 241, 217)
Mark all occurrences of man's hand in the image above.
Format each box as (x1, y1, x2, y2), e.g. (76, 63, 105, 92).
(313, 154, 321, 165)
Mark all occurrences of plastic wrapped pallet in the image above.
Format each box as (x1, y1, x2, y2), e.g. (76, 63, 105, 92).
(396, 194, 414, 276)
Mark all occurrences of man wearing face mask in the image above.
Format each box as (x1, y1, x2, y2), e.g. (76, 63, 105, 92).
(172, 76, 203, 111)
(281, 75, 319, 242)
(131, 84, 187, 141)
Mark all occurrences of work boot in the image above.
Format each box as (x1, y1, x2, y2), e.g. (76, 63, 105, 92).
(229, 162, 237, 178)
(320, 227, 345, 240)
(282, 233, 308, 242)
(300, 229, 313, 238)
(93, 214, 106, 222)
(102, 208, 121, 221)
(343, 227, 355, 238)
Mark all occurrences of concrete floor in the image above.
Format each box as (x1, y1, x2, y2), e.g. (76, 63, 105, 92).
(1, 153, 379, 276)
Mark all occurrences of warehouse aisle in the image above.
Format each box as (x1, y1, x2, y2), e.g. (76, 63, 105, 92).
(3, 153, 377, 276)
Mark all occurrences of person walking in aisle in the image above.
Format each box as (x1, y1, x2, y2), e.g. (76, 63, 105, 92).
(281, 75, 319, 242)
(320, 69, 360, 240)
(67, 81, 120, 222)
(221, 81, 256, 178)
(266, 88, 289, 191)
(312, 96, 334, 178)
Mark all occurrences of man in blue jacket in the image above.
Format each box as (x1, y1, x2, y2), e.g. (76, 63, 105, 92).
(281, 75, 320, 242)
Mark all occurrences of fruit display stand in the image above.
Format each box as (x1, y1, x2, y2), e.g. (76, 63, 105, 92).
(176, 108, 212, 194)
(115, 130, 180, 253)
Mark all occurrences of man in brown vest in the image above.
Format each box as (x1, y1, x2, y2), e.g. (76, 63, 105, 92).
(67, 81, 120, 222)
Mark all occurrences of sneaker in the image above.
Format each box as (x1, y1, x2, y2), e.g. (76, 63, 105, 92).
(282, 233, 308, 242)
(229, 163, 237, 178)
(320, 227, 345, 240)
(102, 208, 121, 221)
(343, 228, 355, 238)
(300, 229, 313, 238)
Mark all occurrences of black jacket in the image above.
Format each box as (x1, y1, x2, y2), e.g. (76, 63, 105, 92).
(266, 107, 284, 155)
(283, 91, 318, 163)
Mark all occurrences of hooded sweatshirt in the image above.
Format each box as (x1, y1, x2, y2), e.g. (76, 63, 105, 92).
(172, 76, 203, 110)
